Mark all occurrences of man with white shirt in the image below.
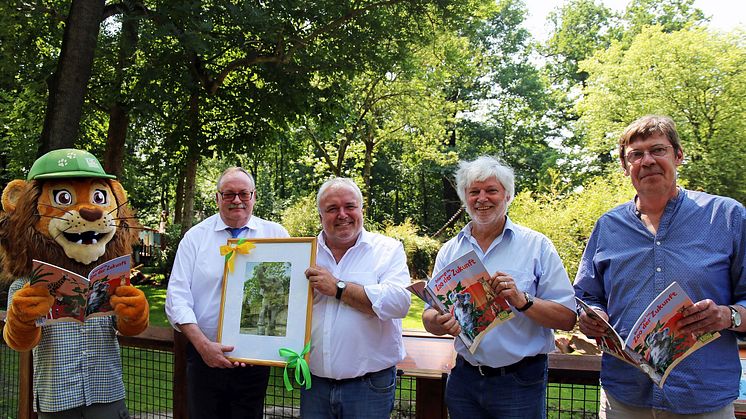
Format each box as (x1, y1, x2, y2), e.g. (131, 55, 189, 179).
(165, 167, 289, 419)
(302, 177, 411, 419)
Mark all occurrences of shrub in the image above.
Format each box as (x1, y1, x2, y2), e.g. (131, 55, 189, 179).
(281, 194, 321, 237)
(510, 173, 634, 280)
(383, 219, 441, 280)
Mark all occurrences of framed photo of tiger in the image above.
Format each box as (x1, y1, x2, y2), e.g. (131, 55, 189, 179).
(217, 237, 316, 366)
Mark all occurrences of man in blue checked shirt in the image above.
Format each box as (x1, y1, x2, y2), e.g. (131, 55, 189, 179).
(575, 115, 746, 418)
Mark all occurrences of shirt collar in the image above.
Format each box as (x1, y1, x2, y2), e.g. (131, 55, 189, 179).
(457, 216, 515, 243)
(214, 215, 257, 232)
(317, 227, 370, 251)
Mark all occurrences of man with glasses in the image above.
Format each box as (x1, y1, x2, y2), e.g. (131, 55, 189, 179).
(575, 115, 745, 418)
(166, 167, 289, 418)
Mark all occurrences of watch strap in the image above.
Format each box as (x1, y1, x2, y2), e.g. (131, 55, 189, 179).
(516, 291, 534, 312)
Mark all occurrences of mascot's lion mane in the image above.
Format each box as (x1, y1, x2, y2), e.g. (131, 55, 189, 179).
(0, 179, 139, 282)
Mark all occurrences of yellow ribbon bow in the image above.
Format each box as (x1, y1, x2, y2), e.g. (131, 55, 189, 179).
(219, 239, 256, 273)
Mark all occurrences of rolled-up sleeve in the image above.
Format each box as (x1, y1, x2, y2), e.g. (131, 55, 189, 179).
(364, 242, 411, 320)
(165, 237, 198, 328)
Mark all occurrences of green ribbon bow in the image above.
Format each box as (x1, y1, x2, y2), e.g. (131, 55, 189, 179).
(278, 341, 312, 391)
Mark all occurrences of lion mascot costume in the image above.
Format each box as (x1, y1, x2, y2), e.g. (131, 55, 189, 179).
(1, 149, 149, 418)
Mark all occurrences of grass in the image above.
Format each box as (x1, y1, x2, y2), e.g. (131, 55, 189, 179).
(137, 284, 169, 328)
(404, 297, 425, 331)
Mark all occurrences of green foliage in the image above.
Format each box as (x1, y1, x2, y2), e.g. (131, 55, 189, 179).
(510, 173, 635, 280)
(383, 220, 441, 280)
(577, 26, 746, 202)
(281, 194, 321, 237)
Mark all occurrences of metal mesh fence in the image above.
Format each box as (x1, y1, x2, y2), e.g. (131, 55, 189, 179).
(121, 346, 174, 419)
(546, 382, 600, 419)
(0, 344, 18, 419)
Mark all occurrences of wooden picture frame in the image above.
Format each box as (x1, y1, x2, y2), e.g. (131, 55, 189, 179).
(217, 237, 316, 366)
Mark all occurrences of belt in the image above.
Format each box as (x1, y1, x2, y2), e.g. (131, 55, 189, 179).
(457, 354, 547, 377)
(315, 366, 397, 384)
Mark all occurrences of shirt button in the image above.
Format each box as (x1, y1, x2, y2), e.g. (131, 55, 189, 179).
(656, 241, 661, 245)
(82, 351, 87, 356)
(656, 267, 662, 272)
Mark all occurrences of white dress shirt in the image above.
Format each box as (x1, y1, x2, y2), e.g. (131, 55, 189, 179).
(309, 229, 411, 380)
(166, 213, 289, 341)
(434, 217, 575, 367)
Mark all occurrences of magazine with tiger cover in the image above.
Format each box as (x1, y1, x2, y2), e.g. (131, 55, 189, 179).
(576, 282, 720, 387)
(427, 250, 513, 354)
(30, 255, 131, 324)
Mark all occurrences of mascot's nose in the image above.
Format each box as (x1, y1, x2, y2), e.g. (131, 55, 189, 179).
(79, 207, 103, 222)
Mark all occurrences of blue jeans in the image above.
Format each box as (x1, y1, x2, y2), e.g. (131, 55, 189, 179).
(446, 355, 548, 419)
(300, 366, 397, 419)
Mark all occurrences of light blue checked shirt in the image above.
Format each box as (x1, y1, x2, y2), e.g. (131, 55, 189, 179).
(575, 188, 746, 414)
(8, 279, 125, 413)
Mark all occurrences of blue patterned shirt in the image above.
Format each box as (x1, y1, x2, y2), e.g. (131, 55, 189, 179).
(574, 188, 746, 414)
(8, 279, 125, 413)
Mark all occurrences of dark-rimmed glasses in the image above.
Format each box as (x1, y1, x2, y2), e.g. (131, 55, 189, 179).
(625, 145, 673, 165)
(218, 190, 254, 201)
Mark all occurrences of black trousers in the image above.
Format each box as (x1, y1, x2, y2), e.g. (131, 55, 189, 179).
(186, 342, 271, 419)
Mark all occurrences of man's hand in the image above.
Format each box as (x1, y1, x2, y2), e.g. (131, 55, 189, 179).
(422, 308, 461, 337)
(487, 271, 525, 308)
(305, 266, 338, 297)
(578, 308, 610, 338)
(678, 299, 730, 335)
(195, 340, 237, 368)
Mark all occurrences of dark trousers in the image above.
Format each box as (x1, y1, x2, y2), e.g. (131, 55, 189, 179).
(186, 342, 270, 419)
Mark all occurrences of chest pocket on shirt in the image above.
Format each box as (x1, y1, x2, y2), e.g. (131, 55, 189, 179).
(347, 271, 378, 286)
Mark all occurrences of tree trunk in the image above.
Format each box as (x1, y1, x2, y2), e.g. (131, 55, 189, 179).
(103, 7, 139, 177)
(103, 103, 128, 177)
(38, 0, 106, 155)
(362, 129, 374, 217)
(180, 92, 201, 233)
(173, 169, 185, 225)
(442, 127, 460, 218)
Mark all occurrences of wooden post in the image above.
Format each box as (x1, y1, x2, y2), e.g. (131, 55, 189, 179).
(415, 374, 448, 419)
(18, 351, 36, 419)
(172, 331, 189, 419)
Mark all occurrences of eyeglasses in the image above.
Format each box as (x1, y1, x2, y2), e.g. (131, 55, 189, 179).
(625, 145, 674, 165)
(218, 191, 254, 201)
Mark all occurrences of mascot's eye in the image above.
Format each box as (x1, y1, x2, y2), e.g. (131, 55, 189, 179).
(53, 189, 73, 205)
(92, 189, 108, 205)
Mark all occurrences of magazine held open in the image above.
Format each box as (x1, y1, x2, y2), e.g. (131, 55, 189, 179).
(30, 255, 131, 325)
(576, 281, 719, 388)
(408, 250, 513, 353)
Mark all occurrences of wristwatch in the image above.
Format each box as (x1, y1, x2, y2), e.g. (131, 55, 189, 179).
(516, 291, 534, 312)
(335, 280, 347, 300)
(729, 305, 742, 329)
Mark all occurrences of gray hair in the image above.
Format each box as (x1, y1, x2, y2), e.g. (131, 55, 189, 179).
(455, 156, 515, 206)
(316, 177, 364, 212)
(217, 167, 255, 191)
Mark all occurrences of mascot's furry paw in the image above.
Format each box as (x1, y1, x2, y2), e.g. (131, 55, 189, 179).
(111, 285, 149, 336)
(3, 283, 53, 351)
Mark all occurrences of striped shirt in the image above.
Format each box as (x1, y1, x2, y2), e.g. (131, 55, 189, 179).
(8, 279, 125, 413)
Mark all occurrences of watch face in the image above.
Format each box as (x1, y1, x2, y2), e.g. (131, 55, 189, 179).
(733, 306, 742, 327)
(337, 281, 346, 289)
